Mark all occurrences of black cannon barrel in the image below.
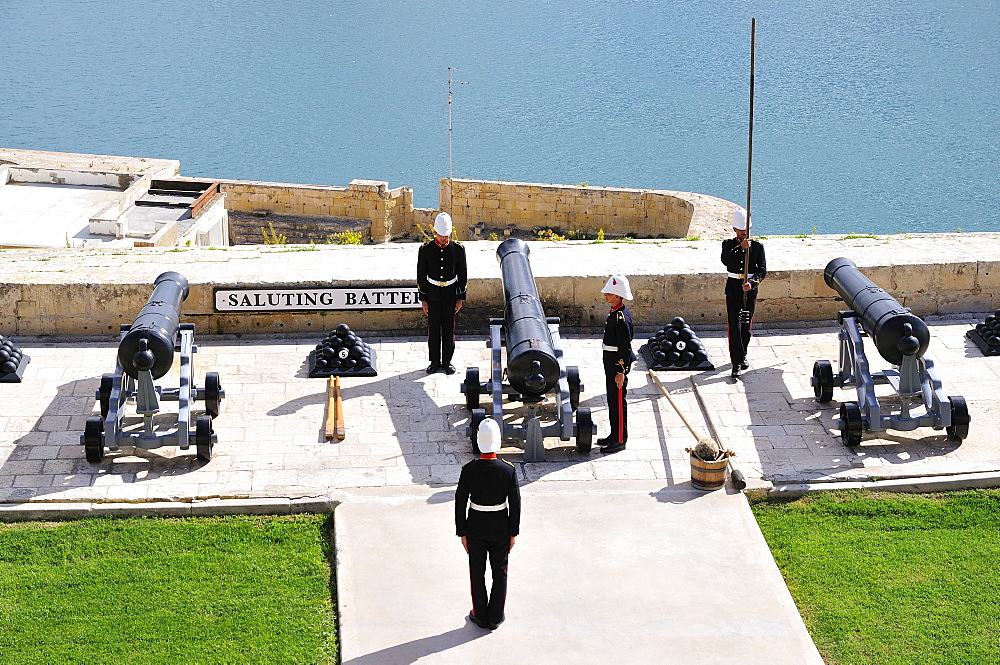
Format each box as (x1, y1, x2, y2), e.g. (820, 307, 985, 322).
(824, 257, 929, 364)
(118, 271, 190, 379)
(496, 239, 560, 396)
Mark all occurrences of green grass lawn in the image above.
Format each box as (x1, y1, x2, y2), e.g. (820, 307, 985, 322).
(0, 514, 337, 664)
(752, 489, 1000, 665)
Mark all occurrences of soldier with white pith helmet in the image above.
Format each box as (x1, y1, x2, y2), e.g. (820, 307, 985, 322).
(417, 211, 467, 374)
(721, 206, 766, 378)
(455, 418, 521, 630)
(598, 274, 636, 454)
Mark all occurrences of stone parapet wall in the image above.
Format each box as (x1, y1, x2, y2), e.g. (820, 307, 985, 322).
(177, 177, 427, 243)
(1, 234, 998, 337)
(443, 178, 736, 240)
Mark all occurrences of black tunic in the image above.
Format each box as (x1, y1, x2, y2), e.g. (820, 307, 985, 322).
(455, 457, 521, 540)
(417, 240, 468, 303)
(720, 238, 767, 286)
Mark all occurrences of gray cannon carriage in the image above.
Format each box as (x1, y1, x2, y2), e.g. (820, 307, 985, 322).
(461, 238, 596, 461)
(811, 257, 969, 446)
(81, 272, 225, 463)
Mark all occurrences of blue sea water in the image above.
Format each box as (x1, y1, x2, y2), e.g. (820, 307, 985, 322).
(2, 0, 997, 235)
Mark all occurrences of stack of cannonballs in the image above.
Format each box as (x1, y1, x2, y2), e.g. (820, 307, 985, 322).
(0, 334, 29, 382)
(967, 310, 1000, 356)
(641, 317, 714, 371)
(308, 324, 378, 377)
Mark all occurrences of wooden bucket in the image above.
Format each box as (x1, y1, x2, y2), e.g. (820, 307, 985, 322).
(690, 453, 728, 490)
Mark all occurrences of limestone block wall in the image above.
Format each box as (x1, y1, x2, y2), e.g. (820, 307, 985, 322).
(198, 178, 423, 242)
(442, 178, 730, 240)
(0, 236, 998, 338)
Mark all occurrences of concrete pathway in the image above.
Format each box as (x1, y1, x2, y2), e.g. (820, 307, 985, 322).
(336, 483, 823, 665)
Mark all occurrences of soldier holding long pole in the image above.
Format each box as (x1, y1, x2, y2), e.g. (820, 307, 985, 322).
(722, 17, 766, 380)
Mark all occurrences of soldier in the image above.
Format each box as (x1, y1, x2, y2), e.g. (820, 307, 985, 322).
(455, 418, 521, 630)
(599, 274, 635, 454)
(721, 207, 766, 379)
(417, 212, 467, 374)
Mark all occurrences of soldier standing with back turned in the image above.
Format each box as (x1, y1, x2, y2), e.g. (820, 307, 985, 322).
(721, 207, 766, 379)
(417, 212, 467, 374)
(456, 418, 521, 630)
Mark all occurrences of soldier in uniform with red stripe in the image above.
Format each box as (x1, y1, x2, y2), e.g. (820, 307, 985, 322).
(598, 274, 635, 454)
(455, 418, 521, 630)
(417, 212, 467, 374)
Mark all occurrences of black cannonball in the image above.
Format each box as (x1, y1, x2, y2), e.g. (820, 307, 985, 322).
(665, 329, 680, 342)
(357, 357, 370, 368)
(977, 324, 988, 335)
(693, 350, 707, 361)
(344, 334, 358, 347)
(648, 336, 658, 346)
(659, 340, 674, 351)
(681, 351, 695, 361)
(2, 360, 16, 373)
(989, 335, 1000, 347)
(992, 322, 1000, 335)
(316, 343, 325, 351)
(0, 350, 9, 362)
(667, 351, 680, 361)
(349, 346, 364, 359)
(653, 350, 666, 361)
(671, 317, 686, 329)
(678, 328, 693, 341)
(337, 347, 350, 360)
(342, 358, 356, 368)
(315, 357, 328, 368)
(328, 337, 343, 349)
(994, 309, 1000, 319)
(986, 315, 997, 326)
(322, 347, 335, 360)
(336, 323, 351, 337)
(329, 357, 342, 368)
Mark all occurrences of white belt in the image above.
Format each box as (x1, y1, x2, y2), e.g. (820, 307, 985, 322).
(727, 272, 748, 279)
(428, 276, 458, 287)
(470, 500, 508, 512)
(602, 344, 618, 352)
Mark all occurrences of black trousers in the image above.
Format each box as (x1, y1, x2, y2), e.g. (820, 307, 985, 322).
(467, 534, 510, 625)
(603, 360, 628, 444)
(425, 297, 457, 365)
(725, 278, 758, 366)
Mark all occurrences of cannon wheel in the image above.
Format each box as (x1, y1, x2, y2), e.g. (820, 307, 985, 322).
(469, 408, 486, 455)
(99, 373, 115, 419)
(463, 367, 480, 411)
(946, 396, 970, 442)
(204, 372, 223, 418)
(195, 415, 214, 461)
(812, 360, 834, 403)
(575, 407, 593, 453)
(567, 366, 581, 412)
(83, 417, 105, 463)
(839, 402, 863, 447)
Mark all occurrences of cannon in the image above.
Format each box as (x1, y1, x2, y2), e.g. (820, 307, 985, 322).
(81, 272, 225, 463)
(461, 239, 595, 460)
(811, 258, 969, 446)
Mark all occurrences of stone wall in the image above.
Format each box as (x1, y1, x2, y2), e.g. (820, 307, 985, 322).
(442, 178, 733, 240)
(196, 178, 426, 243)
(1, 235, 998, 337)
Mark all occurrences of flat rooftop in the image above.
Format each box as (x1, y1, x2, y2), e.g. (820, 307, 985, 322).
(0, 182, 122, 248)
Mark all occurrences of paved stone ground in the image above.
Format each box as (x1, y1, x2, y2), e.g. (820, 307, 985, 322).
(2, 315, 997, 503)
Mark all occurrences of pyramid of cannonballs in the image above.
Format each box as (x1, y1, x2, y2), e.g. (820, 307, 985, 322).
(641, 317, 714, 371)
(308, 324, 378, 377)
(967, 310, 1000, 356)
(0, 334, 30, 383)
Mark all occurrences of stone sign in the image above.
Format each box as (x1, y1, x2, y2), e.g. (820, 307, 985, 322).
(214, 287, 421, 312)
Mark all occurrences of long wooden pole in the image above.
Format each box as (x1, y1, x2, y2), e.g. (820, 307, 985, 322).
(742, 17, 756, 288)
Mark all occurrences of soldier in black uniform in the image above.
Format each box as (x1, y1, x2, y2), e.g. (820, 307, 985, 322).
(455, 418, 521, 630)
(598, 274, 635, 454)
(721, 207, 766, 379)
(417, 212, 467, 374)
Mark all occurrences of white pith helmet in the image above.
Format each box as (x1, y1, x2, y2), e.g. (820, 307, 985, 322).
(433, 212, 453, 236)
(477, 417, 501, 454)
(732, 207, 751, 231)
(601, 274, 633, 301)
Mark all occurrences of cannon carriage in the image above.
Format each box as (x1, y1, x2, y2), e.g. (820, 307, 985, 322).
(461, 239, 595, 461)
(811, 258, 969, 446)
(82, 272, 225, 463)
